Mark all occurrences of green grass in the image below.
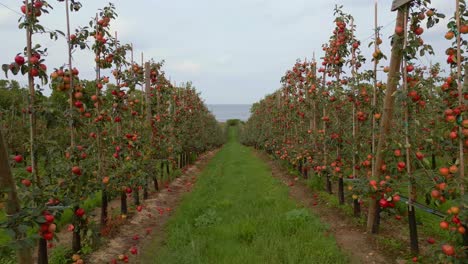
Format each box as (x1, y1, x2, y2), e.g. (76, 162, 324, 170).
(141, 127, 348, 264)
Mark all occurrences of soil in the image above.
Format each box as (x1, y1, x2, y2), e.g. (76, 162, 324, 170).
(89, 149, 218, 263)
(255, 150, 396, 264)
(48, 149, 218, 264)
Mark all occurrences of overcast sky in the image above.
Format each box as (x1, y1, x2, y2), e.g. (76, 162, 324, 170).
(0, 0, 454, 104)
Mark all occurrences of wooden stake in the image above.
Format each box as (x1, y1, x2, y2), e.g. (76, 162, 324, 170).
(367, 4, 408, 234)
(401, 9, 419, 254)
(455, 0, 465, 195)
(65, 0, 75, 149)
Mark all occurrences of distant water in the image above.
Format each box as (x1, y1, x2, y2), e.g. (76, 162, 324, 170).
(207, 104, 251, 122)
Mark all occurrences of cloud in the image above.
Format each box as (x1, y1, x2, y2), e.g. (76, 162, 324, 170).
(0, 8, 19, 29)
(170, 60, 202, 75)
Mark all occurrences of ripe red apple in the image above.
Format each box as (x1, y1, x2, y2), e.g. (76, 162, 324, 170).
(71, 166, 82, 176)
(74, 101, 83, 108)
(427, 237, 435, 244)
(130, 246, 138, 255)
(13, 155, 23, 163)
(397, 161, 406, 169)
(34, 1, 43, 8)
(26, 166, 32, 173)
(29, 56, 39, 65)
(406, 64, 414, 72)
(21, 179, 31, 187)
(44, 214, 54, 223)
(449, 131, 458, 139)
(30, 68, 39, 77)
(75, 208, 85, 218)
(43, 232, 53, 241)
(379, 198, 389, 208)
(414, 27, 423, 35)
(441, 244, 455, 256)
(15, 55, 25, 65)
(415, 152, 424, 160)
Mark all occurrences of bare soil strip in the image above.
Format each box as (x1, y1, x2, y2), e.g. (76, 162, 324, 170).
(83, 150, 218, 263)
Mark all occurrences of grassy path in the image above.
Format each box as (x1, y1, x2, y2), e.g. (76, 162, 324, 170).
(141, 127, 348, 264)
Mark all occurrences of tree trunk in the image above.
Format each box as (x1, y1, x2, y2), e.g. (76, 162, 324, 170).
(0, 130, 33, 264)
(353, 199, 361, 217)
(326, 175, 332, 194)
(134, 188, 140, 206)
(121, 191, 127, 215)
(101, 189, 108, 227)
(72, 229, 81, 252)
(37, 238, 48, 264)
(338, 177, 344, 205)
(408, 205, 419, 254)
(72, 206, 81, 252)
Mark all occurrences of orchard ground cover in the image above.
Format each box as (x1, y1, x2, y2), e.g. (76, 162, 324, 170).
(140, 126, 348, 264)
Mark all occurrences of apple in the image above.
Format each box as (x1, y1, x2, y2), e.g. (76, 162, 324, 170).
(74, 101, 83, 108)
(44, 214, 54, 223)
(130, 246, 138, 255)
(445, 31, 455, 40)
(29, 56, 39, 65)
(71, 166, 82, 176)
(34, 1, 43, 9)
(30, 68, 39, 77)
(414, 27, 423, 36)
(406, 64, 414, 72)
(21, 179, 31, 187)
(441, 244, 455, 256)
(75, 208, 85, 218)
(450, 206, 460, 215)
(439, 221, 449, 229)
(48, 223, 56, 233)
(439, 167, 450, 176)
(43, 232, 53, 241)
(415, 152, 424, 160)
(14, 155, 23, 163)
(395, 26, 404, 36)
(427, 237, 435, 244)
(15, 55, 25, 65)
(430, 189, 440, 199)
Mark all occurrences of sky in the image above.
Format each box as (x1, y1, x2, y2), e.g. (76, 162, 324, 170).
(0, 0, 455, 104)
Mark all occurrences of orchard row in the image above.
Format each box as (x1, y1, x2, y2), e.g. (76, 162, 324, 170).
(242, 2, 466, 262)
(0, 1, 223, 264)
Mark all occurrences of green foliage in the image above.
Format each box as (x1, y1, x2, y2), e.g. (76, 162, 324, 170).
(49, 245, 72, 264)
(226, 119, 240, 126)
